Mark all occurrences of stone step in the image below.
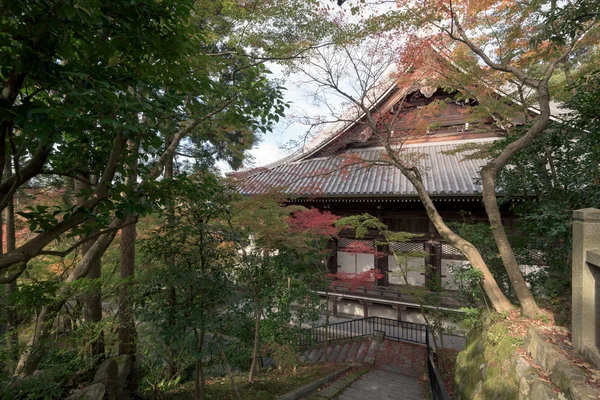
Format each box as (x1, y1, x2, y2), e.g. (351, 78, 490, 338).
(335, 369, 424, 400)
(319, 344, 336, 363)
(363, 339, 381, 365)
(354, 340, 371, 362)
(346, 341, 362, 363)
(300, 338, 377, 365)
(298, 349, 311, 362)
(312, 347, 325, 363)
(330, 344, 343, 361)
(336, 343, 352, 363)
(307, 348, 319, 362)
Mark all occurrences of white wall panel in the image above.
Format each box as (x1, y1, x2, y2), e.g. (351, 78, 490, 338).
(356, 253, 374, 274)
(337, 251, 355, 274)
(337, 251, 374, 275)
(389, 255, 426, 286)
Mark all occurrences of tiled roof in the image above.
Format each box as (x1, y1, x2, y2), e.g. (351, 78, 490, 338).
(238, 139, 495, 198)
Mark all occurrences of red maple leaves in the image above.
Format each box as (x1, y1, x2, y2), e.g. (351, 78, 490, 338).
(287, 207, 340, 238)
(329, 269, 384, 290)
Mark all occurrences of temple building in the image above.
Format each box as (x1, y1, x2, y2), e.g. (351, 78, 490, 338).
(236, 76, 544, 323)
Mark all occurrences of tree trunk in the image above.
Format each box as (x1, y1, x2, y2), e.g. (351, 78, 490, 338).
(220, 344, 242, 400)
(5, 159, 18, 358)
(481, 168, 542, 317)
(394, 164, 514, 313)
(118, 219, 136, 355)
(248, 304, 261, 383)
(195, 358, 204, 400)
(74, 178, 104, 359)
(323, 292, 330, 362)
(475, 81, 553, 318)
(118, 141, 138, 356)
(194, 328, 205, 400)
(163, 134, 181, 378)
(15, 220, 122, 377)
(0, 196, 5, 350)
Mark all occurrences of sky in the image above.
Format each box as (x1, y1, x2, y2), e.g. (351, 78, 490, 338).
(217, 64, 330, 173)
(217, 1, 398, 174)
(247, 66, 318, 168)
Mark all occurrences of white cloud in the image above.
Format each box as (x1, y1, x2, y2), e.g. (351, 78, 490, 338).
(247, 143, 286, 168)
(215, 142, 286, 175)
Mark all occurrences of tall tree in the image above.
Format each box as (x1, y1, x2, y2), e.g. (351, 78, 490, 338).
(118, 141, 138, 357)
(74, 177, 104, 359)
(137, 173, 239, 400)
(3, 158, 17, 358)
(6, 0, 293, 379)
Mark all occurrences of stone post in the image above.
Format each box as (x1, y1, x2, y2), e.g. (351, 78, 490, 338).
(572, 208, 600, 366)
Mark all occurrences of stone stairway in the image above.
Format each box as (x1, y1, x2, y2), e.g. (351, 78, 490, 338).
(304, 340, 428, 400)
(299, 337, 381, 364)
(336, 364, 424, 400)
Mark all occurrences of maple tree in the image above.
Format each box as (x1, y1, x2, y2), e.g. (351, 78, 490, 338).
(391, 0, 598, 318)
(227, 201, 341, 382)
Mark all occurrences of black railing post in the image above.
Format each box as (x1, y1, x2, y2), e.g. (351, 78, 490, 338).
(425, 325, 430, 353)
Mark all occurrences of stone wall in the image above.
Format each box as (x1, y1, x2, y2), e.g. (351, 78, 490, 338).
(454, 312, 600, 399)
(525, 326, 597, 400)
(572, 208, 600, 369)
(454, 314, 564, 400)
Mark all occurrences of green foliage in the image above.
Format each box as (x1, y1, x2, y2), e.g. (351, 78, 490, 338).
(448, 263, 485, 307)
(0, 0, 342, 396)
(135, 174, 237, 384)
(158, 363, 344, 400)
(0, 317, 118, 399)
(336, 213, 422, 244)
(133, 175, 327, 395)
(1, 347, 85, 399)
(457, 307, 481, 331)
(448, 218, 516, 298)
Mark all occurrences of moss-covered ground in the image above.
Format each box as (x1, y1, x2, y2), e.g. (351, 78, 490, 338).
(161, 363, 343, 400)
(454, 313, 523, 400)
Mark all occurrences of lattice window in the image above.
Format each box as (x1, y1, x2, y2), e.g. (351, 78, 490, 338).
(441, 243, 462, 256)
(389, 241, 424, 253)
(517, 248, 548, 266)
(338, 238, 374, 252)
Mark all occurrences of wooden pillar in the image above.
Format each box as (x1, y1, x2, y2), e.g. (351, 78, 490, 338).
(376, 244, 389, 287)
(392, 305, 402, 321)
(327, 238, 338, 275)
(360, 301, 370, 318)
(332, 297, 338, 317)
(424, 240, 442, 289)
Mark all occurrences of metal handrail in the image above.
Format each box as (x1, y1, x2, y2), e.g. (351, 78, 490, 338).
(426, 328, 452, 400)
(298, 316, 451, 399)
(299, 316, 428, 346)
(314, 290, 466, 313)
